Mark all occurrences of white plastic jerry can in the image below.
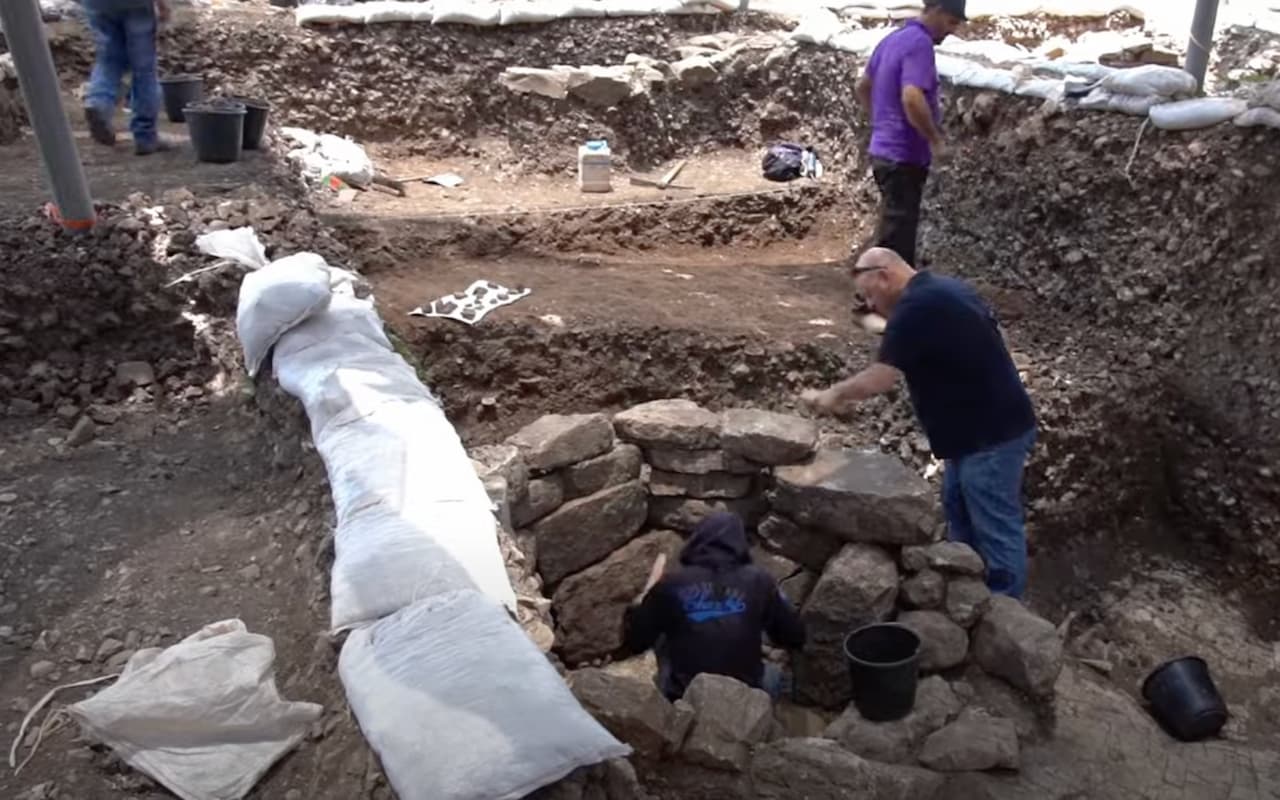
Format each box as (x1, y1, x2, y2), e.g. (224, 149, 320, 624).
(578, 140, 613, 193)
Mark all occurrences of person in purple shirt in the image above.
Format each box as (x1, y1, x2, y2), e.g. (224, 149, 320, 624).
(856, 0, 966, 267)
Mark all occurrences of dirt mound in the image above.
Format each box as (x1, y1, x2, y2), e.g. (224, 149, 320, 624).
(930, 89, 1280, 577)
(0, 181, 354, 419)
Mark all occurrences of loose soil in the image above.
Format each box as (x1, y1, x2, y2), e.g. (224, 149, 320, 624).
(3, 5, 1280, 800)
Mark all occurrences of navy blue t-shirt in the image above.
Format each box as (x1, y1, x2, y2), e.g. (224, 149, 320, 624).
(878, 271, 1035, 459)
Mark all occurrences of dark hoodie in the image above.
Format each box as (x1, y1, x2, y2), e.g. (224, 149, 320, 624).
(623, 512, 806, 700)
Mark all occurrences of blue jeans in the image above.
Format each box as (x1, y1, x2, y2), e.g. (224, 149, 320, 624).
(942, 428, 1036, 598)
(84, 7, 160, 145)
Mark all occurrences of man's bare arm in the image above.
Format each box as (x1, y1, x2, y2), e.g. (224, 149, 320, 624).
(856, 74, 873, 113)
(803, 363, 900, 415)
(901, 85, 943, 150)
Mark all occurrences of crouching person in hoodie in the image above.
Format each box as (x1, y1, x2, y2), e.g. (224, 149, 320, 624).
(622, 512, 806, 701)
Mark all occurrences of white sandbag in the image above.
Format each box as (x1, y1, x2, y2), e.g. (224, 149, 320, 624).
(296, 3, 365, 24)
(562, 1, 606, 16)
(1098, 64, 1196, 98)
(1149, 97, 1248, 131)
(828, 27, 892, 56)
(937, 54, 1018, 93)
(1077, 87, 1159, 115)
(790, 7, 843, 46)
(236, 252, 332, 378)
(1015, 78, 1064, 102)
(68, 620, 322, 800)
(432, 0, 501, 24)
(1234, 106, 1280, 129)
(339, 590, 631, 800)
(1247, 81, 1280, 112)
(940, 38, 1034, 65)
(363, 1, 423, 23)
(1032, 59, 1115, 83)
(499, 0, 569, 24)
(195, 226, 269, 270)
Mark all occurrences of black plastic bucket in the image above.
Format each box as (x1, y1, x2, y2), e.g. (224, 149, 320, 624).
(185, 100, 246, 164)
(160, 75, 204, 123)
(1141, 656, 1228, 742)
(843, 623, 921, 722)
(231, 97, 270, 150)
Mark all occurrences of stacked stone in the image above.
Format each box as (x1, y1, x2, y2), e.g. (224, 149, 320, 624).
(610, 400, 794, 533)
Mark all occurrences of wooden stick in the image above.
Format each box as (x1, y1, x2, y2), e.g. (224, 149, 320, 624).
(658, 159, 687, 189)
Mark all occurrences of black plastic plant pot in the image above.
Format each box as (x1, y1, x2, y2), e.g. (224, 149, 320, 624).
(160, 75, 204, 123)
(1141, 656, 1228, 742)
(231, 97, 271, 150)
(843, 622, 921, 723)
(185, 99, 246, 164)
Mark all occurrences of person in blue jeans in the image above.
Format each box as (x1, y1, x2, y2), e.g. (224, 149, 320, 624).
(803, 247, 1037, 598)
(82, 0, 171, 155)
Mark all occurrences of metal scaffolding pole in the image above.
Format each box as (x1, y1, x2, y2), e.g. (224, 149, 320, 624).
(0, 0, 95, 230)
(1185, 0, 1222, 91)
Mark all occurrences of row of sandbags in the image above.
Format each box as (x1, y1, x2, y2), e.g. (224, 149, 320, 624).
(792, 6, 1280, 132)
(209, 228, 629, 800)
(297, 0, 738, 26)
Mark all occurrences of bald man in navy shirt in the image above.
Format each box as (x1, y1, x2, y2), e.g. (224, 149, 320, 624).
(804, 248, 1037, 599)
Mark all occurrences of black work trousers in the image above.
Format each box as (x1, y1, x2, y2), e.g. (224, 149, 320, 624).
(871, 157, 929, 267)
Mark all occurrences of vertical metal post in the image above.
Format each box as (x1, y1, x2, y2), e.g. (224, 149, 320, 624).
(0, 0, 95, 230)
(1185, 0, 1221, 91)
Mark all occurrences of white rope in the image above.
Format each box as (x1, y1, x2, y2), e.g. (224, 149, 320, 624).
(8, 673, 120, 773)
(1124, 117, 1149, 188)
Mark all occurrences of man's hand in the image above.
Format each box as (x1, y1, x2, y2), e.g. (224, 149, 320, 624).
(930, 137, 946, 161)
(801, 387, 844, 416)
(632, 554, 667, 606)
(155, 0, 171, 23)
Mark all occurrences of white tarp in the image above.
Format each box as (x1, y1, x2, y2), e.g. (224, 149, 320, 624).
(280, 127, 375, 189)
(267, 276, 517, 630)
(67, 620, 322, 800)
(339, 590, 630, 800)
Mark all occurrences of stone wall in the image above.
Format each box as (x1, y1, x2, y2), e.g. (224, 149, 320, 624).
(470, 398, 1066, 794)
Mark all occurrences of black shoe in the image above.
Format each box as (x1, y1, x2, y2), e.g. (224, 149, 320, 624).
(135, 136, 175, 156)
(84, 107, 116, 146)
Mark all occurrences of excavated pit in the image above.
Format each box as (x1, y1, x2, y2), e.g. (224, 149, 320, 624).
(3, 6, 1280, 798)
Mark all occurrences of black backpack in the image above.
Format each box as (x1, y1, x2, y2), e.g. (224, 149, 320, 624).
(762, 143, 822, 182)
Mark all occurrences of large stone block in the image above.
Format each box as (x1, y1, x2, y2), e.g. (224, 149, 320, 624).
(750, 547, 801, 585)
(562, 444, 643, 500)
(647, 496, 767, 533)
(507, 413, 614, 472)
(720, 408, 818, 466)
(553, 530, 685, 665)
(918, 710, 1020, 772)
(645, 447, 758, 475)
(902, 542, 985, 576)
(679, 674, 773, 772)
(795, 544, 899, 708)
(570, 668, 692, 761)
(512, 474, 565, 528)
(614, 399, 721, 449)
(946, 577, 993, 628)
(901, 569, 946, 610)
(773, 449, 936, 546)
(972, 596, 1063, 698)
(824, 676, 962, 764)
(534, 481, 648, 586)
(756, 513, 841, 573)
(752, 738, 945, 800)
(648, 469, 753, 499)
(898, 611, 970, 672)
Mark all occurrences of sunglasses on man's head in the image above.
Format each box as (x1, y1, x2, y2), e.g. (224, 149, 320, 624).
(850, 265, 886, 276)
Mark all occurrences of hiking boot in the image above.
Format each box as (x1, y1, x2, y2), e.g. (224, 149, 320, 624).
(84, 107, 116, 146)
(135, 136, 175, 156)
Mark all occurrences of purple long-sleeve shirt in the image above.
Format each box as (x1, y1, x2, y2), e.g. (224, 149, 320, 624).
(866, 20, 941, 168)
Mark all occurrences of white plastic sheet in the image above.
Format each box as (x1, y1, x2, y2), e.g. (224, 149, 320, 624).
(67, 620, 322, 800)
(237, 252, 333, 378)
(339, 590, 630, 800)
(1149, 97, 1249, 131)
(265, 255, 517, 630)
(280, 127, 376, 188)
